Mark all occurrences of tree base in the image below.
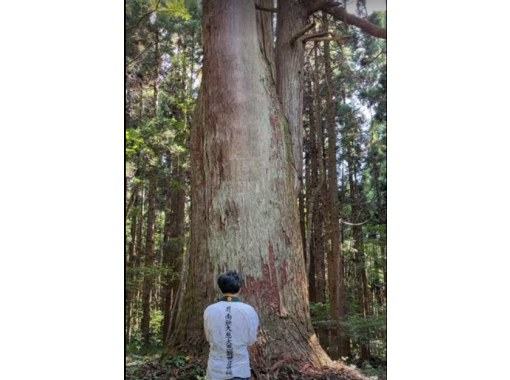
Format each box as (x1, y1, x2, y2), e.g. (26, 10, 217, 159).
(128, 355, 370, 380)
(252, 360, 369, 380)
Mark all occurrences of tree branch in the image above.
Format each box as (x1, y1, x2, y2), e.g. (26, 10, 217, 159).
(306, 0, 341, 16)
(307, 0, 387, 39)
(363, 47, 387, 65)
(290, 22, 316, 45)
(339, 218, 370, 226)
(302, 31, 350, 44)
(305, 37, 334, 43)
(302, 31, 329, 41)
(126, 0, 161, 33)
(322, 5, 386, 39)
(255, 4, 278, 12)
(329, 32, 351, 45)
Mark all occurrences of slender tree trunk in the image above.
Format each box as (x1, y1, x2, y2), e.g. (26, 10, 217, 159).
(304, 77, 316, 301)
(126, 192, 139, 343)
(346, 116, 372, 360)
(129, 187, 145, 335)
(382, 242, 387, 304)
(162, 159, 186, 344)
(126, 75, 133, 129)
(139, 83, 144, 123)
(372, 159, 384, 224)
(141, 175, 157, 347)
(153, 26, 160, 116)
(353, 225, 371, 360)
(323, 13, 351, 360)
(164, 0, 335, 372)
(312, 43, 326, 304)
(305, 51, 326, 304)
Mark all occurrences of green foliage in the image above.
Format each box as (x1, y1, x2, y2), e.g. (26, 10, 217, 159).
(163, 353, 187, 368)
(126, 128, 145, 159)
(342, 314, 386, 344)
(127, 334, 163, 356)
(310, 302, 331, 322)
(150, 309, 164, 339)
(342, 314, 387, 360)
(161, 0, 191, 21)
(360, 363, 387, 380)
(126, 265, 178, 294)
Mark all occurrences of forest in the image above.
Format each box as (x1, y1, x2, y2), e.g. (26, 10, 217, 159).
(125, 0, 387, 379)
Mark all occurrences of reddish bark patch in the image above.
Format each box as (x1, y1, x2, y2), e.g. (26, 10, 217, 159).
(217, 147, 225, 180)
(279, 259, 288, 286)
(265, 243, 281, 312)
(269, 111, 282, 157)
(243, 244, 284, 314)
(270, 114, 278, 130)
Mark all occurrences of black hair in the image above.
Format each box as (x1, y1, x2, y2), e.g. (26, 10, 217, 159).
(217, 271, 242, 294)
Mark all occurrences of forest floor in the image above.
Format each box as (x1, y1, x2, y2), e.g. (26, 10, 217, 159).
(126, 352, 386, 380)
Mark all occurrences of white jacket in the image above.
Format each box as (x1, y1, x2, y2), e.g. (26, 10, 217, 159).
(204, 298, 259, 379)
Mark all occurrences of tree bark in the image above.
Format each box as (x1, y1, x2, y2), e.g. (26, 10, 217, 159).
(275, 0, 309, 194)
(164, 0, 334, 371)
(256, 0, 276, 80)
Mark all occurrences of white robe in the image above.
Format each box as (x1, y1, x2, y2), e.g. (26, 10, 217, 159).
(204, 300, 259, 379)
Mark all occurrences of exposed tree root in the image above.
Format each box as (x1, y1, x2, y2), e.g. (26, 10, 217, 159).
(252, 359, 369, 380)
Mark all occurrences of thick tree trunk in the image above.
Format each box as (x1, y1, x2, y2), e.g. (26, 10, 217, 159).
(164, 0, 333, 371)
(275, 0, 308, 194)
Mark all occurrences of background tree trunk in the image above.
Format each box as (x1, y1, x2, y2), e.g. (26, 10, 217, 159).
(350, 177, 371, 360)
(126, 191, 139, 343)
(323, 13, 351, 360)
(141, 174, 157, 347)
(162, 160, 186, 344)
(312, 43, 327, 304)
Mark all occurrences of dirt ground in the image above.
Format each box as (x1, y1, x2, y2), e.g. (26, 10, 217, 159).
(126, 355, 384, 380)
